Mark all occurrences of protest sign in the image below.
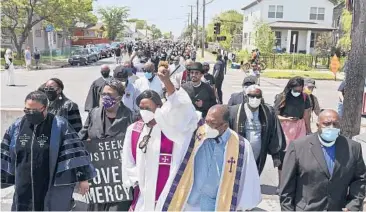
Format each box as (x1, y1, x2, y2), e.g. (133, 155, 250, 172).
(84, 136, 132, 204)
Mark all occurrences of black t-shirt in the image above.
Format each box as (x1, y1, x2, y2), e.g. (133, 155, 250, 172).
(277, 93, 311, 119)
(338, 81, 345, 96)
(182, 82, 217, 117)
(203, 74, 215, 86)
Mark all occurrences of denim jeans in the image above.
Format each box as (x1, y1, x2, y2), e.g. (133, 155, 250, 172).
(338, 102, 343, 118)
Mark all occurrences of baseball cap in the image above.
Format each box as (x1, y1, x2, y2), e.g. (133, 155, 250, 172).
(242, 76, 257, 86)
(305, 78, 316, 87)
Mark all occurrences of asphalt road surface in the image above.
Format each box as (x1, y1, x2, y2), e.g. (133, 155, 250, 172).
(0, 54, 345, 211)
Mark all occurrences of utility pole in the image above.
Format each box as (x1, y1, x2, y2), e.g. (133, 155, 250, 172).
(196, 0, 199, 47)
(190, 5, 193, 44)
(201, 0, 206, 58)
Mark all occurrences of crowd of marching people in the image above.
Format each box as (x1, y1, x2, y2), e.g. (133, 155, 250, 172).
(1, 40, 365, 211)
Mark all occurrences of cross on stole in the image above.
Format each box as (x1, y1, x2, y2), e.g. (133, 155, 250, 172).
(37, 134, 48, 147)
(19, 134, 31, 146)
(162, 156, 170, 163)
(227, 157, 236, 173)
(196, 132, 204, 141)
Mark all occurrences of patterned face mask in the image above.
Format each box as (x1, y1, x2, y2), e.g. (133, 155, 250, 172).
(102, 95, 118, 109)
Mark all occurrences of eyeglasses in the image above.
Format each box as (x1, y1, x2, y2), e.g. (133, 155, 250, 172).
(24, 107, 45, 114)
(138, 127, 153, 153)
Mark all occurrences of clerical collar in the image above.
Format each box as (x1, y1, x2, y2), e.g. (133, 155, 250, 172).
(192, 81, 202, 88)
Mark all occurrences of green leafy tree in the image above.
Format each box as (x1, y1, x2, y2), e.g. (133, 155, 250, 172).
(150, 24, 162, 40)
(206, 10, 243, 50)
(315, 32, 333, 55)
(136, 20, 147, 30)
(1, 0, 96, 59)
(98, 6, 129, 41)
(163, 32, 171, 39)
(253, 22, 275, 54)
(337, 9, 352, 51)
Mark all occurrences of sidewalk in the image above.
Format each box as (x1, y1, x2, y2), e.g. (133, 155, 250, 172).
(0, 59, 69, 71)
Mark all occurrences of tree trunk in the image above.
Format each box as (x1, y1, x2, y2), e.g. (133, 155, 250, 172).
(341, 0, 366, 138)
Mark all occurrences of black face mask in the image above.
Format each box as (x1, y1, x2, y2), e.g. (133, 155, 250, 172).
(45, 90, 58, 101)
(101, 71, 110, 78)
(25, 111, 45, 125)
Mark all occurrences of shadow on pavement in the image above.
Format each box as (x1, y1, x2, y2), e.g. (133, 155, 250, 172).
(261, 184, 277, 195)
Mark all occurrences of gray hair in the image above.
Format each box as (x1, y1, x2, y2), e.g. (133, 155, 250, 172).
(245, 84, 261, 94)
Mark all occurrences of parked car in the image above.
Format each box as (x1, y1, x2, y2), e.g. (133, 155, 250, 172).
(96, 43, 112, 58)
(68, 48, 98, 66)
(111, 42, 121, 51)
(90, 47, 102, 60)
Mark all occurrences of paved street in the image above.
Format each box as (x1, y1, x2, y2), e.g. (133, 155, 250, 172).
(0, 55, 349, 211)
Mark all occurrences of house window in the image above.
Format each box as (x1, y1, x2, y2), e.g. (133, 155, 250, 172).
(275, 31, 282, 46)
(310, 7, 325, 20)
(310, 32, 320, 48)
(243, 33, 248, 45)
(35, 29, 41, 37)
(244, 16, 249, 22)
(268, 5, 283, 18)
(53, 32, 56, 44)
(248, 32, 251, 45)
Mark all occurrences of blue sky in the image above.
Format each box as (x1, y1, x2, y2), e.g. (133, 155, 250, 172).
(93, 0, 250, 36)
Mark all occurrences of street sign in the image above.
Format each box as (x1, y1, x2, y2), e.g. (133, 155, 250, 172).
(45, 24, 54, 32)
(330, 55, 340, 73)
(48, 32, 54, 48)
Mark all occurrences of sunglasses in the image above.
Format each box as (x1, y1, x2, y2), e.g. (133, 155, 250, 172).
(138, 127, 153, 153)
(247, 94, 262, 99)
(24, 107, 45, 114)
(142, 68, 152, 73)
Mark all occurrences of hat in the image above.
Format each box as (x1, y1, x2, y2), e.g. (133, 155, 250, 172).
(187, 62, 203, 73)
(113, 66, 132, 81)
(242, 76, 257, 86)
(202, 62, 210, 67)
(305, 78, 316, 87)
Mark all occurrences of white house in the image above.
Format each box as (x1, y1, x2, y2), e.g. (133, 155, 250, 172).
(241, 0, 337, 54)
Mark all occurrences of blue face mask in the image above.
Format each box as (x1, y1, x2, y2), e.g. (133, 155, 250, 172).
(144, 72, 153, 79)
(320, 127, 340, 143)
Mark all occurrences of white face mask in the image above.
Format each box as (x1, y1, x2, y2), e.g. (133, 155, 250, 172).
(139, 110, 155, 124)
(204, 124, 219, 139)
(291, 90, 301, 97)
(248, 97, 261, 108)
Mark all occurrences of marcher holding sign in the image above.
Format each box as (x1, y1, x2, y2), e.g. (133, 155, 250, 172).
(122, 64, 200, 211)
(79, 79, 133, 211)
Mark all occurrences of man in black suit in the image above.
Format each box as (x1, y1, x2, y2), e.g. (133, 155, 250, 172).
(280, 109, 366, 211)
(228, 76, 257, 106)
(213, 55, 224, 103)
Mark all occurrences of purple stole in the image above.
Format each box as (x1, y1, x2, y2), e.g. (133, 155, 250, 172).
(129, 121, 173, 211)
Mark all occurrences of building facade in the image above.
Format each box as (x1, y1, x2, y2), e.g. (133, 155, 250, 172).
(241, 0, 337, 54)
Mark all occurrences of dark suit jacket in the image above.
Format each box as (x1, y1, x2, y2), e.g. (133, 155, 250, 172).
(228, 92, 246, 106)
(280, 133, 366, 211)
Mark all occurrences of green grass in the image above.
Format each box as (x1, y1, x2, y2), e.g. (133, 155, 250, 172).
(262, 71, 339, 80)
(0, 58, 24, 66)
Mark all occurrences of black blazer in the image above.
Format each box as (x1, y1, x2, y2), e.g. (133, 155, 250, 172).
(280, 133, 366, 211)
(228, 92, 246, 106)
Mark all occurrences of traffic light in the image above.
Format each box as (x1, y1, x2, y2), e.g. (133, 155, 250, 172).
(216, 36, 226, 41)
(214, 23, 221, 35)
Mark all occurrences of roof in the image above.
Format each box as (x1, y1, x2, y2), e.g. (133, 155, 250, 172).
(268, 21, 336, 30)
(87, 23, 105, 31)
(242, 0, 338, 10)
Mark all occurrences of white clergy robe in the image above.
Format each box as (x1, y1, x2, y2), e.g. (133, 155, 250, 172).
(122, 88, 200, 211)
(134, 76, 164, 98)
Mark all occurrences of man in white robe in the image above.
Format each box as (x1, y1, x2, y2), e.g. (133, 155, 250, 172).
(162, 105, 262, 211)
(134, 62, 163, 97)
(122, 65, 200, 211)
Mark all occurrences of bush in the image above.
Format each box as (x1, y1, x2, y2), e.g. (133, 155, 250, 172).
(235, 49, 249, 64)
